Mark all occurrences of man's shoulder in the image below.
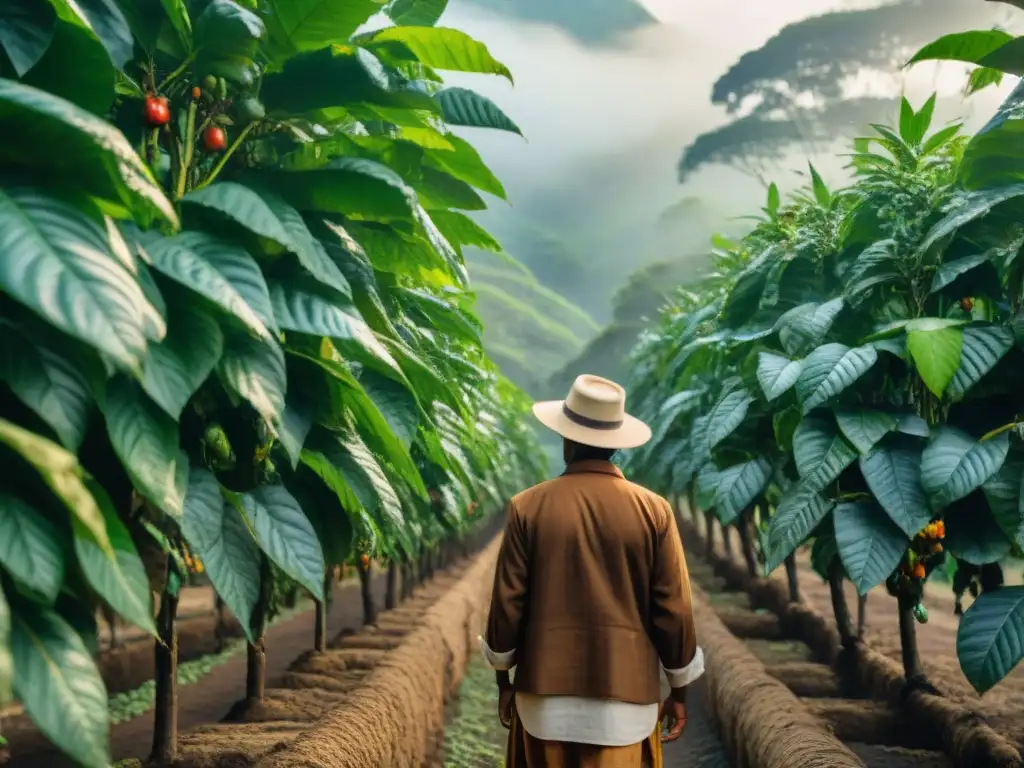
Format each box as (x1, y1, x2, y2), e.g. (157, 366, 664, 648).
(510, 477, 561, 509)
(511, 474, 671, 511)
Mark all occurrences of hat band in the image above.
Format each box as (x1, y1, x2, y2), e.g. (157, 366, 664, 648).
(563, 403, 624, 431)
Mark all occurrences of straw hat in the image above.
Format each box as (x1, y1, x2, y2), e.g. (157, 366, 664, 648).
(532, 374, 652, 450)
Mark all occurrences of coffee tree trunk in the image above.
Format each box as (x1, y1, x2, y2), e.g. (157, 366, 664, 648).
(704, 510, 717, 563)
(737, 515, 758, 578)
(721, 524, 734, 556)
(898, 602, 925, 681)
(385, 561, 398, 610)
(828, 562, 856, 647)
(214, 593, 227, 653)
(150, 575, 179, 763)
(784, 553, 801, 603)
(314, 568, 331, 653)
(857, 593, 868, 638)
(246, 556, 272, 702)
(400, 559, 413, 599)
(358, 558, 377, 626)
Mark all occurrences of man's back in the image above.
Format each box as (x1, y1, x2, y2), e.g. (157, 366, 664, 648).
(486, 459, 696, 706)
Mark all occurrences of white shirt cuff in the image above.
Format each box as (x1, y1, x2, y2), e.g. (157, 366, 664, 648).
(477, 635, 516, 671)
(664, 646, 705, 689)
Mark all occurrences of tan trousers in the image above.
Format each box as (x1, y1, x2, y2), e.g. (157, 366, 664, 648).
(506, 708, 663, 768)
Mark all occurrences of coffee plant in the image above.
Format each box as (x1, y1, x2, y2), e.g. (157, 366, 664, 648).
(0, 0, 546, 765)
(624, 5, 1024, 699)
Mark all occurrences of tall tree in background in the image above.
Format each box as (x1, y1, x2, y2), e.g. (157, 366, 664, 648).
(678, 0, 1001, 182)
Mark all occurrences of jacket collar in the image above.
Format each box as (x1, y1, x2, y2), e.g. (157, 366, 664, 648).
(562, 459, 624, 479)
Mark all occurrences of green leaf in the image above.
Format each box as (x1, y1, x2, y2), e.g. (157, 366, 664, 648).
(0, 419, 110, 554)
(0, 327, 92, 450)
(897, 413, 930, 438)
(766, 182, 780, 216)
(360, 370, 419, 448)
(73, 479, 157, 636)
(921, 427, 1010, 509)
(179, 469, 261, 643)
(0, 187, 164, 373)
(359, 26, 512, 82)
(0, 0, 56, 76)
(907, 321, 963, 397)
(429, 210, 502, 252)
(183, 182, 293, 251)
(947, 324, 1014, 401)
(834, 501, 907, 595)
(264, 0, 379, 62)
(695, 462, 719, 510)
(387, 0, 448, 25)
(808, 162, 830, 207)
(835, 409, 897, 455)
(920, 184, 1024, 248)
(98, 376, 186, 519)
(756, 352, 802, 401)
(141, 231, 272, 339)
(795, 343, 877, 413)
(715, 458, 771, 524)
(436, 87, 522, 135)
(929, 253, 991, 294)
(425, 134, 506, 200)
(12, 605, 110, 768)
(336, 430, 407, 540)
(810, 524, 838, 581)
(946, 494, 1011, 566)
(278, 396, 313, 470)
(217, 332, 287, 427)
(65, 0, 133, 69)
(0, 79, 177, 225)
(859, 448, 932, 537)
(193, 0, 264, 85)
(299, 448, 366, 525)
(141, 297, 224, 420)
(0, 492, 65, 604)
(704, 389, 753, 450)
(777, 299, 845, 355)
(957, 586, 1024, 693)
(982, 459, 1024, 548)
(793, 416, 858, 493)
(766, 486, 835, 572)
(907, 29, 1015, 69)
(241, 485, 325, 600)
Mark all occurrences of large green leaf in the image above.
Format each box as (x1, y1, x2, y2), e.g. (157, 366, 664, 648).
(336, 430, 409, 541)
(0, 419, 110, 553)
(756, 352, 802, 401)
(906, 319, 964, 397)
(920, 184, 1024, 247)
(0, 327, 92, 450)
(792, 416, 858, 493)
(278, 394, 313, 470)
(179, 469, 261, 643)
(263, 0, 380, 62)
(982, 459, 1024, 548)
(0, 492, 65, 604)
(947, 324, 1013, 401)
(765, 485, 835, 572)
(859, 448, 931, 537)
(183, 182, 293, 250)
(387, 0, 447, 25)
(0, 187, 164, 373)
(929, 253, 992, 294)
(907, 30, 1015, 68)
(11, 605, 110, 768)
(241, 485, 325, 600)
(425, 135, 506, 200)
(141, 296, 224, 420)
(98, 376, 187, 519)
(217, 332, 287, 427)
(193, 0, 264, 85)
(834, 501, 907, 595)
(705, 388, 753, 449)
(946, 494, 1011, 566)
(64, 0, 133, 69)
(0, 79, 176, 225)
(0, 0, 56, 75)
(835, 408, 897, 455)
(957, 586, 1024, 694)
(141, 231, 272, 339)
(714, 458, 771, 524)
(777, 298, 844, 355)
(795, 343, 878, 413)
(73, 479, 157, 635)
(920, 427, 1009, 509)
(360, 369, 419, 448)
(359, 26, 512, 82)
(435, 87, 522, 134)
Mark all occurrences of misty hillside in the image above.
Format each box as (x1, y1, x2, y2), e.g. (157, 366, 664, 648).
(461, 0, 656, 45)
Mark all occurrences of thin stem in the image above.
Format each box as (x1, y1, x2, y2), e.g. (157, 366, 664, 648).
(195, 122, 256, 191)
(150, 576, 179, 762)
(828, 561, 856, 647)
(175, 99, 198, 200)
(157, 52, 196, 92)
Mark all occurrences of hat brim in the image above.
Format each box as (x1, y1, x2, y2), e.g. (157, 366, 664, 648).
(532, 400, 652, 450)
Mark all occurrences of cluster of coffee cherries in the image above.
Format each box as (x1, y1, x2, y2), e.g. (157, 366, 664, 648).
(886, 520, 946, 624)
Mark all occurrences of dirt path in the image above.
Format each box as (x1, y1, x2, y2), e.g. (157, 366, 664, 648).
(6, 573, 386, 767)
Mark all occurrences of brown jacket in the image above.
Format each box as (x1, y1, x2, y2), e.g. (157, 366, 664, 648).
(484, 460, 698, 705)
